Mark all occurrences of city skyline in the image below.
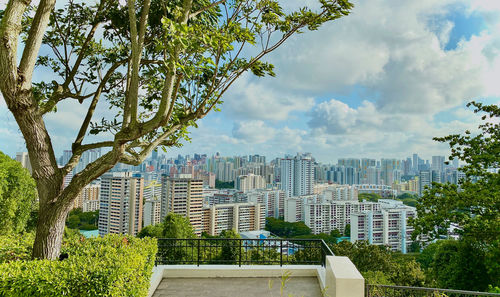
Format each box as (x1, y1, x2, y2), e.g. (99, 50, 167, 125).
(2, 0, 500, 163)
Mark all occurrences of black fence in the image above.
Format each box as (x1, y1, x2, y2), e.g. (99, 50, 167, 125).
(365, 284, 500, 297)
(155, 238, 334, 267)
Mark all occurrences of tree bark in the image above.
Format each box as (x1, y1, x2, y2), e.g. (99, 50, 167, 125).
(32, 200, 72, 260)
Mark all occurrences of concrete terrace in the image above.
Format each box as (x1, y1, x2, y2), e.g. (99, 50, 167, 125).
(152, 276, 323, 297)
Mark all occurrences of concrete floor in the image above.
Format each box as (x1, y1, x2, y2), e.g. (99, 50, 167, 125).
(152, 277, 323, 297)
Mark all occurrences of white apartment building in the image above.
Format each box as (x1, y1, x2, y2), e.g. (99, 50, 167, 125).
(350, 199, 416, 253)
(321, 185, 358, 201)
(83, 199, 99, 212)
(284, 195, 320, 222)
(280, 153, 314, 198)
(304, 200, 380, 235)
(246, 189, 285, 218)
(201, 202, 265, 236)
(236, 173, 266, 192)
(161, 174, 204, 235)
(98, 172, 144, 236)
(143, 197, 162, 227)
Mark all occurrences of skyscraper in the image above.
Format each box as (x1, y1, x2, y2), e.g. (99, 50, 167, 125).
(16, 152, 32, 173)
(280, 153, 314, 198)
(161, 174, 204, 235)
(98, 172, 144, 236)
(431, 156, 445, 172)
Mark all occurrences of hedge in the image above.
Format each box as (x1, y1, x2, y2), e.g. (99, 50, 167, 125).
(0, 234, 157, 297)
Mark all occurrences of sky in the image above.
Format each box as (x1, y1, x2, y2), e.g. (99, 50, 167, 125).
(1, 0, 500, 164)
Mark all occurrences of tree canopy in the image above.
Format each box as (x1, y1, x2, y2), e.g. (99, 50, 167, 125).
(0, 0, 353, 259)
(0, 152, 38, 235)
(412, 102, 499, 244)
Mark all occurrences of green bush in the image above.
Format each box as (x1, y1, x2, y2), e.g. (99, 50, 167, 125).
(0, 233, 35, 264)
(0, 235, 157, 297)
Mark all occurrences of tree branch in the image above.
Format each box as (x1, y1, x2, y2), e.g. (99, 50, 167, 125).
(189, 0, 226, 19)
(18, 0, 57, 92)
(0, 0, 30, 102)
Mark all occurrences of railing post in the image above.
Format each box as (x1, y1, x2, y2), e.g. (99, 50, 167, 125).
(197, 238, 200, 267)
(280, 239, 283, 267)
(239, 239, 242, 267)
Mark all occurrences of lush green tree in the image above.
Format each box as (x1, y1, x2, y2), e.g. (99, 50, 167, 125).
(330, 241, 425, 286)
(137, 223, 163, 238)
(430, 240, 491, 291)
(411, 102, 500, 290)
(162, 213, 196, 239)
(65, 208, 99, 230)
(412, 102, 499, 244)
(0, 152, 38, 235)
(358, 193, 381, 202)
(0, 0, 353, 259)
(218, 229, 241, 263)
(215, 180, 234, 189)
(344, 224, 351, 237)
(265, 217, 312, 237)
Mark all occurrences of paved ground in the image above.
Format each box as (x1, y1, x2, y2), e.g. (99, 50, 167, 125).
(152, 277, 323, 297)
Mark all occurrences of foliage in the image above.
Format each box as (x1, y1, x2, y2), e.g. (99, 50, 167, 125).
(417, 239, 496, 291)
(0, 151, 38, 235)
(0, 0, 354, 259)
(330, 241, 425, 287)
(217, 229, 241, 263)
(0, 233, 36, 264)
(265, 217, 312, 238)
(65, 208, 99, 230)
(0, 235, 157, 297)
(137, 223, 164, 238)
(344, 224, 351, 237)
(358, 193, 380, 202)
(215, 180, 235, 189)
(162, 213, 196, 239)
(412, 102, 499, 244)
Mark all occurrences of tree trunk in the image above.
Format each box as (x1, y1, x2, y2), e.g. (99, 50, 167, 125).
(32, 201, 72, 259)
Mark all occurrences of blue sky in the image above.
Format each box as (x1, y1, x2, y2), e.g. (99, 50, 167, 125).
(1, 0, 500, 163)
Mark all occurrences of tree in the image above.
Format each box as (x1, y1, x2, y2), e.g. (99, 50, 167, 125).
(0, 0, 353, 259)
(412, 102, 499, 244)
(344, 224, 351, 237)
(137, 223, 163, 238)
(0, 151, 38, 235)
(411, 102, 500, 290)
(162, 212, 196, 239)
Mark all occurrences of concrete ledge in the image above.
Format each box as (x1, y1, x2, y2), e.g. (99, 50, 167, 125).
(324, 256, 364, 297)
(161, 265, 321, 278)
(148, 266, 165, 297)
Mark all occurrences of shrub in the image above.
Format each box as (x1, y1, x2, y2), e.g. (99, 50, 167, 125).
(0, 235, 157, 297)
(0, 233, 35, 264)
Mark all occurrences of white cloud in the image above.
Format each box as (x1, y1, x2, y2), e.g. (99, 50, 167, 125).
(232, 120, 276, 143)
(222, 75, 315, 121)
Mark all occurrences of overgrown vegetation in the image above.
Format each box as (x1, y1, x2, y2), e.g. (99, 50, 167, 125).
(0, 234, 157, 297)
(0, 151, 38, 235)
(65, 208, 99, 230)
(215, 180, 235, 189)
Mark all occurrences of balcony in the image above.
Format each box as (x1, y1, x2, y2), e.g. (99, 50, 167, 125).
(148, 238, 364, 297)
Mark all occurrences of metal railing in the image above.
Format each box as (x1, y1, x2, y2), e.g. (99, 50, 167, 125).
(365, 284, 500, 297)
(155, 238, 334, 267)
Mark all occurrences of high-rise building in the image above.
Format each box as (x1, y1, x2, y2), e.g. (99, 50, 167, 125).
(235, 173, 266, 192)
(201, 202, 265, 236)
(351, 199, 416, 253)
(419, 170, 431, 196)
(98, 172, 144, 236)
(381, 159, 401, 185)
(73, 184, 100, 211)
(304, 200, 380, 235)
(161, 174, 204, 235)
(431, 156, 445, 173)
(412, 153, 419, 172)
(246, 189, 285, 218)
(280, 153, 314, 198)
(143, 197, 161, 227)
(16, 152, 32, 173)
